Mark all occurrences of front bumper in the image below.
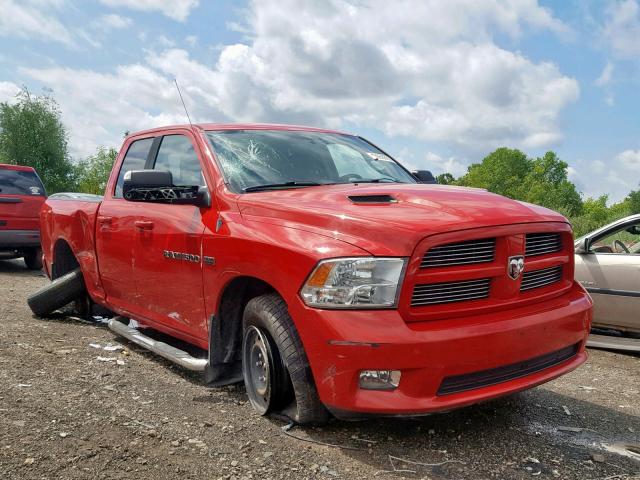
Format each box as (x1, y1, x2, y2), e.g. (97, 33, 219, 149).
(0, 229, 41, 248)
(290, 282, 591, 416)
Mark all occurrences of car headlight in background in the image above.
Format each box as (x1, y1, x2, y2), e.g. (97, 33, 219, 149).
(300, 257, 407, 309)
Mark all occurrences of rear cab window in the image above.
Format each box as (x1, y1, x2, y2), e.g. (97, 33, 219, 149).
(114, 138, 155, 198)
(0, 168, 46, 196)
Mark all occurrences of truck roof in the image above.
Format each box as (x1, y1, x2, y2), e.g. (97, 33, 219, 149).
(128, 123, 349, 138)
(0, 163, 36, 172)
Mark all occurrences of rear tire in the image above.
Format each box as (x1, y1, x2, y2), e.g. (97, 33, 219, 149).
(27, 268, 86, 317)
(23, 248, 42, 270)
(242, 293, 329, 425)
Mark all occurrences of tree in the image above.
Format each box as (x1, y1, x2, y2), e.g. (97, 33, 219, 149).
(458, 148, 583, 218)
(75, 147, 117, 195)
(436, 172, 455, 185)
(623, 189, 640, 215)
(458, 148, 530, 199)
(0, 87, 75, 193)
(521, 152, 583, 217)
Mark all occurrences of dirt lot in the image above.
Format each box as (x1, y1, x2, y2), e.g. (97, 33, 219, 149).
(1, 259, 639, 480)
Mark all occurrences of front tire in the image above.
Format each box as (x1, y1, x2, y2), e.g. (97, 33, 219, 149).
(242, 294, 329, 424)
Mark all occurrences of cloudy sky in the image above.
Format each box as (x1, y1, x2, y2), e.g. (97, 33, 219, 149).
(0, 0, 639, 201)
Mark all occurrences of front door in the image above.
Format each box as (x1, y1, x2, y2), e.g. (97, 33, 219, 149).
(95, 136, 155, 313)
(132, 132, 211, 342)
(575, 218, 640, 333)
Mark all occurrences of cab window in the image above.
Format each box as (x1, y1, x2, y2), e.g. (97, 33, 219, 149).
(114, 138, 154, 198)
(153, 135, 204, 186)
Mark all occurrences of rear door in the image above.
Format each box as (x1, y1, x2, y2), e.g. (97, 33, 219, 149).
(575, 218, 640, 333)
(132, 132, 211, 341)
(0, 167, 46, 239)
(94, 137, 155, 313)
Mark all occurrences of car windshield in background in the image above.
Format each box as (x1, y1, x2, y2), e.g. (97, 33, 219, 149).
(0, 169, 45, 196)
(205, 130, 416, 193)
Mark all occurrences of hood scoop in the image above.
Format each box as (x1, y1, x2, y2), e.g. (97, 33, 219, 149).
(347, 194, 397, 204)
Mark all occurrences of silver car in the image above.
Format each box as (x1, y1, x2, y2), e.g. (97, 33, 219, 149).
(575, 214, 640, 351)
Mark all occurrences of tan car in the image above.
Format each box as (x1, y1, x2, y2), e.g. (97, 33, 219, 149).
(575, 214, 640, 351)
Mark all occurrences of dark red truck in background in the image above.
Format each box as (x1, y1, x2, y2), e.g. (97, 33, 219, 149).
(31, 124, 593, 424)
(0, 164, 46, 269)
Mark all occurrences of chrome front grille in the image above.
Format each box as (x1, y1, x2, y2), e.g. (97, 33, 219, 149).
(520, 265, 562, 292)
(421, 238, 496, 268)
(525, 233, 562, 257)
(411, 278, 491, 307)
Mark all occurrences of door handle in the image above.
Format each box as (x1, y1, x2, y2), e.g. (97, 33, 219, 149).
(134, 220, 154, 230)
(97, 215, 112, 226)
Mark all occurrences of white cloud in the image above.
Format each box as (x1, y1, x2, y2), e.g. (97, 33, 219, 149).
(595, 62, 614, 86)
(19, 0, 579, 159)
(602, 0, 640, 59)
(210, 0, 578, 150)
(0, 81, 21, 103)
(92, 14, 133, 31)
(0, 0, 73, 45)
(99, 0, 200, 22)
(569, 152, 640, 202)
(19, 63, 213, 157)
(423, 152, 468, 178)
(618, 149, 640, 170)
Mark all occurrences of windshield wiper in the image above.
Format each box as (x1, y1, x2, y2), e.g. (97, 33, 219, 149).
(243, 181, 322, 193)
(355, 177, 399, 183)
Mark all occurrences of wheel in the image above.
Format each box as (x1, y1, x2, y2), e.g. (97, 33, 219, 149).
(23, 248, 43, 270)
(242, 293, 329, 424)
(27, 268, 86, 317)
(242, 325, 284, 414)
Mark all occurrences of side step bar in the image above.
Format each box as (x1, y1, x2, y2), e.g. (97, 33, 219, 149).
(108, 317, 208, 371)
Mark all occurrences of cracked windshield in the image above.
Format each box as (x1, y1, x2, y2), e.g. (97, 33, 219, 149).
(205, 130, 416, 192)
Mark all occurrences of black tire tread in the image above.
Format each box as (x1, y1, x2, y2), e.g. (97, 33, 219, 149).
(27, 268, 86, 317)
(244, 293, 329, 425)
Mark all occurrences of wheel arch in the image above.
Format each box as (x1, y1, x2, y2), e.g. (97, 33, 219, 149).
(51, 238, 80, 279)
(205, 274, 280, 385)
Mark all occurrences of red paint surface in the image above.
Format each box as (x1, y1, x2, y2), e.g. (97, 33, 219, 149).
(0, 164, 46, 234)
(39, 124, 592, 415)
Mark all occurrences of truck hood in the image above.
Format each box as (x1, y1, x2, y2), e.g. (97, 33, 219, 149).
(237, 183, 567, 256)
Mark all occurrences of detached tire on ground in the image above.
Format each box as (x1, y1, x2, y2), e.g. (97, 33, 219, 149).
(242, 293, 329, 425)
(27, 268, 86, 317)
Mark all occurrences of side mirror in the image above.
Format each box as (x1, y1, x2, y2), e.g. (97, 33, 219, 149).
(574, 237, 590, 254)
(412, 170, 437, 184)
(122, 170, 210, 207)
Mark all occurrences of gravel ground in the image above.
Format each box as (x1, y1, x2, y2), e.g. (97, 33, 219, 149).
(1, 258, 639, 480)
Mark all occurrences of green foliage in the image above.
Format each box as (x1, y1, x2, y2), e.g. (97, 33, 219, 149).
(435, 172, 455, 185)
(624, 189, 640, 214)
(449, 148, 635, 237)
(74, 147, 117, 195)
(458, 148, 583, 217)
(0, 87, 75, 193)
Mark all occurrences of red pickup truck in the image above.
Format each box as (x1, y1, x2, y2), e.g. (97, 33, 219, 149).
(0, 164, 46, 269)
(31, 124, 592, 423)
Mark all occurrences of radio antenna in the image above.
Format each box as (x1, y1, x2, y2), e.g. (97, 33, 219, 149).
(174, 78, 193, 127)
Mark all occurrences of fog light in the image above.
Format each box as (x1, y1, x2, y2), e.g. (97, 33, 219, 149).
(358, 370, 401, 390)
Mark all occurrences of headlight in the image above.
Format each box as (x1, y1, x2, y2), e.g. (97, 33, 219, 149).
(300, 257, 407, 309)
